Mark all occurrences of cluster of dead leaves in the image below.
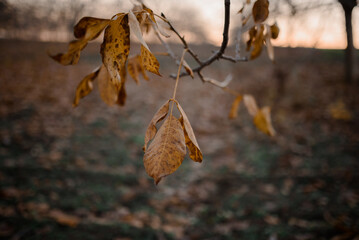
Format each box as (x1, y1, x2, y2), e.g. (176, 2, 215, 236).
(239, 0, 280, 61)
(229, 94, 275, 136)
(50, 4, 168, 107)
(143, 99, 202, 184)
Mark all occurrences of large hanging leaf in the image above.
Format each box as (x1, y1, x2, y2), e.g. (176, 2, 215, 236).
(143, 101, 170, 151)
(252, 0, 269, 23)
(73, 66, 101, 107)
(101, 13, 130, 87)
(50, 17, 109, 65)
(144, 115, 186, 184)
(174, 100, 202, 162)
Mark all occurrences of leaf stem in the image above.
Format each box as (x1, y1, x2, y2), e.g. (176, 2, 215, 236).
(170, 49, 187, 115)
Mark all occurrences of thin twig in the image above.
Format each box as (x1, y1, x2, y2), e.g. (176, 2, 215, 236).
(161, 13, 202, 65)
(167, 0, 232, 78)
(170, 49, 187, 115)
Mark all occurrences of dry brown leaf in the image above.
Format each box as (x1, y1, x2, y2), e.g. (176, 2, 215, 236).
(144, 115, 186, 184)
(128, 10, 151, 51)
(229, 95, 243, 119)
(50, 40, 87, 65)
(270, 23, 280, 39)
(183, 60, 194, 78)
(252, 0, 269, 23)
(127, 55, 149, 84)
(51, 17, 109, 65)
(243, 94, 258, 117)
(101, 13, 130, 87)
(141, 45, 161, 76)
(254, 106, 276, 136)
(143, 101, 170, 151)
(74, 17, 110, 39)
(250, 25, 265, 59)
(48, 209, 80, 227)
(174, 100, 202, 162)
(142, 4, 170, 38)
(97, 65, 119, 106)
(73, 67, 100, 107)
(246, 26, 257, 51)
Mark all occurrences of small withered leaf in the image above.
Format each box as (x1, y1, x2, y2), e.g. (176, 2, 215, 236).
(141, 45, 161, 76)
(50, 40, 87, 65)
(127, 55, 149, 84)
(51, 17, 109, 66)
(97, 65, 119, 106)
(144, 115, 186, 184)
(250, 25, 265, 60)
(254, 107, 276, 136)
(128, 10, 151, 51)
(101, 13, 130, 87)
(174, 100, 202, 163)
(73, 67, 101, 107)
(252, 0, 269, 23)
(144, 101, 170, 151)
(229, 95, 243, 119)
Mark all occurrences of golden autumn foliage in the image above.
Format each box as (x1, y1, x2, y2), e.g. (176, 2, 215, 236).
(50, 2, 278, 184)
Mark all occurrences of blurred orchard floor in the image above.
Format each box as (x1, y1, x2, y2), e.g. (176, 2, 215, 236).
(0, 39, 359, 239)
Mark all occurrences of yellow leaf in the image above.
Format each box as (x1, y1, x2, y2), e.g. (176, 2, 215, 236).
(97, 65, 119, 106)
(101, 13, 130, 87)
(328, 100, 352, 120)
(144, 101, 170, 151)
(270, 23, 280, 39)
(117, 80, 127, 106)
(73, 67, 101, 107)
(174, 100, 202, 162)
(50, 17, 109, 65)
(143, 5, 171, 38)
(252, 0, 269, 23)
(48, 209, 80, 227)
(250, 25, 265, 60)
(141, 45, 161, 76)
(229, 95, 243, 119)
(243, 94, 258, 117)
(73, 17, 110, 40)
(144, 115, 186, 184)
(50, 40, 87, 65)
(127, 55, 150, 84)
(254, 107, 276, 136)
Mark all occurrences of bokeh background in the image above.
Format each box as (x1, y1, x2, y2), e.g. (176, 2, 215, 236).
(1, 0, 359, 239)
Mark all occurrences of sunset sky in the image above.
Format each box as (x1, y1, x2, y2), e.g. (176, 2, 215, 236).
(5, 0, 359, 49)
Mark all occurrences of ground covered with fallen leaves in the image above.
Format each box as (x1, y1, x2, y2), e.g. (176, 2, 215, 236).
(1, 39, 359, 240)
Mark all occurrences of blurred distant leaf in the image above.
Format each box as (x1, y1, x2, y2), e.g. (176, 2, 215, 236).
(254, 106, 276, 136)
(250, 25, 265, 59)
(144, 115, 186, 184)
(229, 95, 243, 119)
(328, 100, 352, 120)
(252, 0, 269, 23)
(48, 209, 80, 227)
(243, 94, 258, 116)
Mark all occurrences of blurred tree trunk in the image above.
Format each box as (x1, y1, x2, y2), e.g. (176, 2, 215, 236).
(338, 0, 357, 84)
